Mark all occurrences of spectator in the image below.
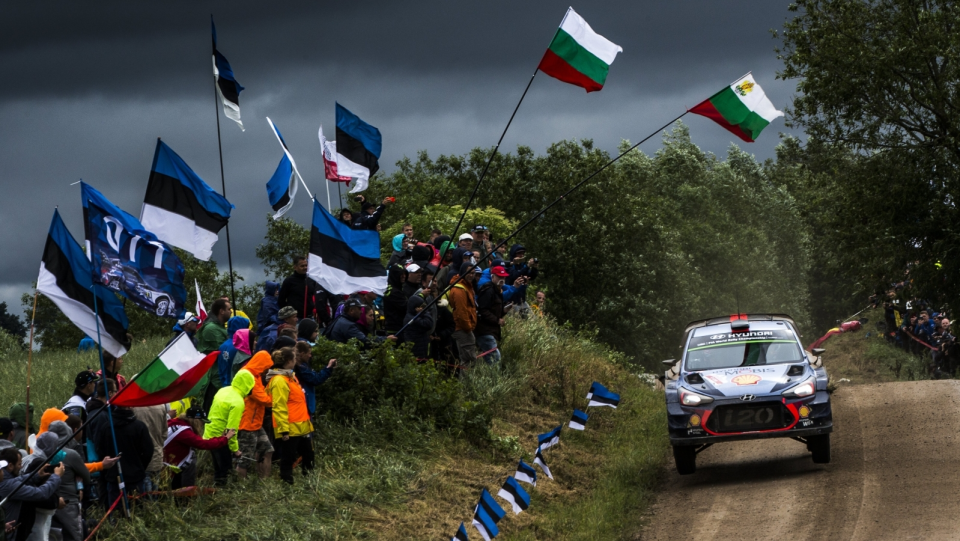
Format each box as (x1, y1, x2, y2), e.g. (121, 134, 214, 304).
(132, 405, 168, 494)
(0, 419, 18, 458)
(387, 234, 409, 268)
(471, 226, 490, 268)
(451, 234, 476, 271)
(197, 298, 231, 412)
(266, 348, 315, 485)
(337, 208, 354, 228)
(46, 422, 89, 541)
(94, 404, 153, 504)
(163, 406, 230, 490)
(434, 241, 456, 292)
(278, 256, 317, 321)
(383, 266, 408, 335)
(476, 265, 510, 364)
(95, 352, 127, 389)
(313, 283, 337, 328)
(256, 281, 280, 332)
(218, 296, 253, 329)
(168, 312, 200, 347)
(77, 337, 96, 353)
(403, 263, 423, 298)
(402, 223, 414, 240)
(236, 352, 274, 481)
(203, 370, 253, 486)
(401, 295, 434, 359)
(62, 371, 98, 424)
(297, 319, 319, 346)
(428, 229, 442, 244)
(448, 262, 481, 368)
(331, 299, 396, 346)
(219, 321, 252, 387)
(531, 290, 547, 316)
(351, 195, 393, 230)
(505, 244, 539, 310)
(7, 404, 34, 452)
(0, 449, 62, 539)
(258, 306, 297, 354)
(293, 342, 335, 417)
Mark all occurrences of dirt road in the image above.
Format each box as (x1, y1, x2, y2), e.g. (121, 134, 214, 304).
(638, 380, 960, 541)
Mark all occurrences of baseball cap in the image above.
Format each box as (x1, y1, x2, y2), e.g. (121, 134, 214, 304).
(405, 263, 421, 273)
(184, 405, 210, 423)
(344, 298, 363, 310)
(177, 312, 199, 326)
(74, 370, 100, 388)
(458, 233, 473, 241)
(472, 225, 488, 232)
(490, 266, 510, 277)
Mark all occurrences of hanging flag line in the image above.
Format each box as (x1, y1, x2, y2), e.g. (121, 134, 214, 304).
(452, 380, 620, 540)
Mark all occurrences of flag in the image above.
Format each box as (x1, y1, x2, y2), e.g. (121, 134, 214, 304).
(265, 117, 306, 219)
(308, 199, 387, 295)
(38, 210, 130, 357)
(537, 425, 562, 451)
(515, 459, 537, 487)
(689, 74, 783, 142)
(452, 522, 469, 541)
(586, 380, 607, 400)
(318, 125, 351, 183)
(472, 488, 505, 541)
(141, 140, 234, 261)
(534, 446, 553, 480)
(212, 17, 245, 131)
(112, 333, 218, 407)
(538, 7, 622, 92)
(335, 103, 382, 193)
(194, 279, 207, 323)
(497, 476, 531, 515)
(82, 182, 187, 319)
(588, 386, 620, 408)
(569, 409, 589, 430)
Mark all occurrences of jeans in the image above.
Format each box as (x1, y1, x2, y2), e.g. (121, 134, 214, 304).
(475, 334, 501, 364)
(451, 330, 477, 366)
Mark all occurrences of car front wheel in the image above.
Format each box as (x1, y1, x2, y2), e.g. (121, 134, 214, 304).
(673, 445, 696, 475)
(155, 298, 169, 317)
(809, 434, 831, 464)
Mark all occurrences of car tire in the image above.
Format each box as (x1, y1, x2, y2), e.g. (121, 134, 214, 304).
(673, 445, 696, 475)
(108, 279, 120, 289)
(155, 298, 169, 317)
(809, 434, 831, 464)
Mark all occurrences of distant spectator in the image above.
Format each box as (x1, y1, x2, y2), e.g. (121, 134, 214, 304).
(449, 262, 481, 367)
(278, 256, 317, 321)
(77, 337, 96, 353)
(266, 348, 314, 485)
(293, 342, 335, 417)
(383, 266, 408, 335)
(163, 406, 230, 490)
(351, 195, 393, 230)
(256, 281, 280, 332)
(95, 351, 127, 389)
(475, 265, 510, 364)
(62, 371, 98, 424)
(7, 403, 35, 451)
(168, 312, 200, 347)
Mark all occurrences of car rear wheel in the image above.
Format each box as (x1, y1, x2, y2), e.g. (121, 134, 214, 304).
(155, 298, 169, 317)
(673, 445, 696, 475)
(809, 434, 831, 464)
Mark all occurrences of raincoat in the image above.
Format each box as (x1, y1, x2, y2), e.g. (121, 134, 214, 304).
(266, 370, 313, 438)
(239, 352, 274, 432)
(203, 370, 254, 452)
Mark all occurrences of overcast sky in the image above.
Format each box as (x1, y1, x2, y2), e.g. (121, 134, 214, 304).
(0, 1, 802, 317)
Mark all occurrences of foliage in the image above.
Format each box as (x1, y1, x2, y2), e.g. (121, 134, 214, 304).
(255, 215, 310, 281)
(0, 302, 26, 343)
(0, 329, 24, 357)
(379, 204, 518, 260)
(864, 339, 930, 381)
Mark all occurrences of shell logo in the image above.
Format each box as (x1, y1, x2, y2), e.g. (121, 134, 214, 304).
(732, 374, 761, 386)
(798, 405, 811, 418)
(688, 414, 702, 427)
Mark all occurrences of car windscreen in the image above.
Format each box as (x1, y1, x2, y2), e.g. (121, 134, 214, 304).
(684, 329, 803, 371)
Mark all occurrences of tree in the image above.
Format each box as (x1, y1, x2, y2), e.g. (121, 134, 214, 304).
(0, 302, 26, 344)
(255, 215, 310, 281)
(378, 205, 517, 262)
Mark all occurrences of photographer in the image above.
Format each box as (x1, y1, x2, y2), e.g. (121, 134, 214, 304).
(505, 244, 539, 312)
(352, 195, 393, 231)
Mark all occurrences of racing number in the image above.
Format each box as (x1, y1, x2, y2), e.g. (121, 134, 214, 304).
(724, 407, 775, 427)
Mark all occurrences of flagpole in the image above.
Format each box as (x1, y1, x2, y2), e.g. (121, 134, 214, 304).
(395, 111, 689, 338)
(325, 178, 332, 212)
(24, 289, 37, 442)
(212, 59, 237, 311)
(448, 68, 540, 244)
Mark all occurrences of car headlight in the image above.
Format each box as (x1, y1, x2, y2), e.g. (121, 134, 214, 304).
(782, 377, 815, 398)
(680, 389, 714, 406)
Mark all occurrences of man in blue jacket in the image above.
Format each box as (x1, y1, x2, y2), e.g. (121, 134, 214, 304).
(257, 281, 279, 332)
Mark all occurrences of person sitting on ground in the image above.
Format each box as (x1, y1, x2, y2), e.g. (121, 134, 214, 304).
(163, 406, 231, 490)
(257, 281, 280, 332)
(236, 352, 274, 481)
(77, 337, 96, 353)
(266, 348, 315, 485)
(293, 342, 335, 418)
(168, 312, 200, 347)
(203, 369, 253, 486)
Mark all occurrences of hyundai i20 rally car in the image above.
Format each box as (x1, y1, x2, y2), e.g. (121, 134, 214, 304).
(664, 314, 832, 474)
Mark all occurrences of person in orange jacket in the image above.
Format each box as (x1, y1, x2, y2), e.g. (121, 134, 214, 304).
(447, 262, 481, 368)
(265, 347, 314, 485)
(236, 351, 275, 480)
(36, 408, 117, 474)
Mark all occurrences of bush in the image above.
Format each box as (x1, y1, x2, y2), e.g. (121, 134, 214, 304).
(864, 340, 929, 380)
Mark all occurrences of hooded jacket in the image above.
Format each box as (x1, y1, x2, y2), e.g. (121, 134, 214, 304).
(475, 275, 505, 341)
(330, 315, 370, 346)
(95, 407, 154, 487)
(387, 234, 408, 268)
(266, 369, 313, 438)
(0, 466, 60, 525)
(163, 418, 229, 469)
(383, 265, 408, 333)
(278, 271, 318, 321)
(401, 295, 434, 358)
(257, 281, 280, 331)
(219, 325, 253, 387)
(203, 370, 254, 452)
(196, 317, 229, 355)
(297, 319, 319, 343)
(239, 352, 274, 432)
(38, 408, 68, 437)
(448, 271, 478, 333)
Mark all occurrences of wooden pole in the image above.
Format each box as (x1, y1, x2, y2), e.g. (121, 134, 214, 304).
(25, 290, 38, 438)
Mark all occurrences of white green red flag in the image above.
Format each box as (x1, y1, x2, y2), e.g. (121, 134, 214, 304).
(689, 74, 783, 142)
(538, 7, 622, 92)
(112, 333, 217, 407)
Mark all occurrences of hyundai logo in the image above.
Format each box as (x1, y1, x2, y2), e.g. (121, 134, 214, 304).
(739, 394, 756, 401)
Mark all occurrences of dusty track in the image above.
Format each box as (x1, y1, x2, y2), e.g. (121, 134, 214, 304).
(638, 380, 960, 541)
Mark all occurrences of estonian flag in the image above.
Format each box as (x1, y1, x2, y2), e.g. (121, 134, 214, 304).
(335, 103, 382, 193)
(534, 446, 553, 480)
(38, 210, 130, 357)
(212, 17, 244, 131)
(586, 380, 607, 400)
(588, 385, 621, 409)
(537, 425, 562, 451)
(515, 459, 537, 487)
(452, 522, 469, 541)
(308, 199, 387, 295)
(472, 488, 505, 541)
(265, 118, 305, 219)
(497, 476, 531, 515)
(141, 140, 234, 261)
(569, 409, 589, 431)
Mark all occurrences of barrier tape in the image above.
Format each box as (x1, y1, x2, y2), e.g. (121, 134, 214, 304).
(903, 330, 939, 351)
(83, 493, 123, 541)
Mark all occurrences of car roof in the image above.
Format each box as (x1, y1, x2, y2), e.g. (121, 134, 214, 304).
(679, 314, 799, 349)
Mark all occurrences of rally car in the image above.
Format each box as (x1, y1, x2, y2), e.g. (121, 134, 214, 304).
(100, 252, 177, 317)
(664, 314, 832, 474)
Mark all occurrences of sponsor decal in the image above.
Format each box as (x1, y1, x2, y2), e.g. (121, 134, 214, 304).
(732, 374, 761, 386)
(687, 427, 704, 436)
(706, 375, 725, 385)
(688, 414, 701, 427)
(798, 405, 811, 418)
(799, 419, 814, 427)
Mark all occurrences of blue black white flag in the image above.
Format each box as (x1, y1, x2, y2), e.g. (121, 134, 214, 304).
(472, 488, 505, 541)
(82, 182, 187, 319)
(140, 140, 233, 261)
(515, 459, 537, 487)
(308, 199, 387, 295)
(534, 446, 553, 480)
(265, 117, 305, 219)
(569, 409, 589, 430)
(335, 102, 382, 193)
(586, 381, 608, 400)
(537, 425, 562, 451)
(497, 476, 531, 515)
(212, 17, 244, 131)
(38, 210, 130, 357)
(452, 522, 469, 541)
(588, 386, 621, 408)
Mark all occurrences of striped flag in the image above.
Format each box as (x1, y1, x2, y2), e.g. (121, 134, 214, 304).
(38, 210, 130, 357)
(497, 476, 531, 515)
(534, 446, 553, 480)
(537, 425, 562, 451)
(472, 489, 505, 541)
(140, 140, 233, 261)
(588, 386, 621, 408)
(112, 333, 218, 407)
(335, 103, 382, 193)
(265, 117, 305, 219)
(569, 409, 589, 430)
(194, 279, 207, 323)
(689, 74, 783, 142)
(308, 199, 387, 295)
(452, 522, 469, 541)
(538, 7, 622, 92)
(211, 17, 244, 131)
(318, 125, 351, 183)
(515, 459, 537, 487)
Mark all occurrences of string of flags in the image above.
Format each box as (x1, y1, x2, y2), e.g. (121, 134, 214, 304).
(450, 381, 619, 540)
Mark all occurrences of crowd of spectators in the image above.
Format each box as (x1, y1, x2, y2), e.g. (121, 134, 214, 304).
(878, 290, 956, 375)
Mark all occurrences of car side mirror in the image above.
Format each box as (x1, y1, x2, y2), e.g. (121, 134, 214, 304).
(661, 359, 677, 367)
(811, 348, 826, 356)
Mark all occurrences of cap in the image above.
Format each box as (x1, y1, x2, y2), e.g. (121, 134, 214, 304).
(344, 298, 363, 310)
(458, 233, 473, 241)
(184, 405, 210, 423)
(177, 312, 199, 326)
(405, 263, 421, 273)
(74, 370, 100, 388)
(0, 460, 7, 470)
(490, 266, 510, 277)
(472, 225, 488, 232)
(278, 306, 298, 320)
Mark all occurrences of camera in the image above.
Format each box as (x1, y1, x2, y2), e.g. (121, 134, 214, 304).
(533, 258, 539, 264)
(354, 195, 364, 202)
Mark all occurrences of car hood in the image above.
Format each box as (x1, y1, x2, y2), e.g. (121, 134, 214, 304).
(697, 364, 794, 397)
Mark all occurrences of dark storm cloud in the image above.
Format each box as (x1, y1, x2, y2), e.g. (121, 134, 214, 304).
(0, 1, 801, 312)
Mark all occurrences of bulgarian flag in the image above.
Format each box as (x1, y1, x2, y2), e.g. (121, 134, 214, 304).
(689, 74, 784, 142)
(538, 7, 622, 92)
(112, 333, 218, 408)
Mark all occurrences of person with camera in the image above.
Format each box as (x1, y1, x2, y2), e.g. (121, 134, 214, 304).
(352, 194, 393, 230)
(505, 244, 539, 313)
(0, 448, 64, 539)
